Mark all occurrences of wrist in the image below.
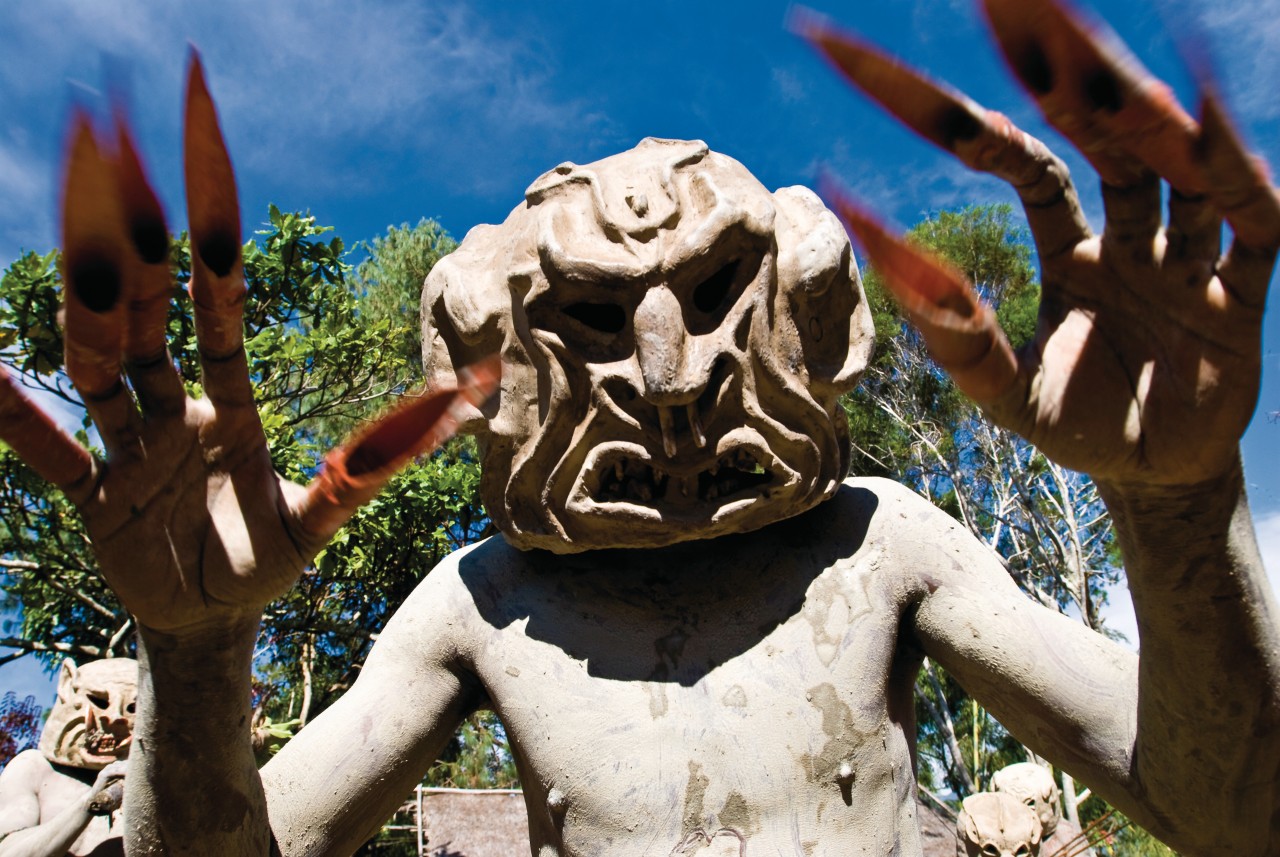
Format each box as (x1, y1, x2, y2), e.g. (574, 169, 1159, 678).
(1095, 455, 1266, 637)
(1095, 456, 1247, 558)
(1094, 455, 1244, 509)
(136, 613, 259, 742)
(136, 609, 262, 647)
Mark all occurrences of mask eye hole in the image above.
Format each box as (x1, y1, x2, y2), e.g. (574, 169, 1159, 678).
(1024, 798, 1036, 808)
(126, 702, 137, 714)
(563, 301, 626, 334)
(1015, 847, 1031, 857)
(87, 694, 108, 710)
(692, 261, 738, 314)
(982, 845, 1001, 857)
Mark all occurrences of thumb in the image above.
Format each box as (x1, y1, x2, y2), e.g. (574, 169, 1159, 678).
(292, 354, 501, 544)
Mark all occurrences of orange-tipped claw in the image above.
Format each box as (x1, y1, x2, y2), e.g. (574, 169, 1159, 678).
(800, 15, 1076, 196)
(183, 51, 244, 360)
(822, 180, 1018, 405)
(297, 354, 502, 540)
(61, 114, 127, 399)
(982, 0, 1201, 191)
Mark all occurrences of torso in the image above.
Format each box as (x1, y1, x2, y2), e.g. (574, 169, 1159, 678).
(28, 755, 122, 857)
(444, 479, 951, 856)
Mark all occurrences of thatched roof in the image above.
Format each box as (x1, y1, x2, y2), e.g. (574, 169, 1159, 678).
(421, 790, 530, 857)
(917, 795, 963, 857)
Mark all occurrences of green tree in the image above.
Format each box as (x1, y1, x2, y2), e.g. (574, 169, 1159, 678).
(352, 218, 457, 371)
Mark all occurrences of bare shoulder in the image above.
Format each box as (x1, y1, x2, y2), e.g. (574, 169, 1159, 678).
(0, 749, 52, 833)
(0, 749, 55, 790)
(836, 476, 1010, 592)
(1, 748, 52, 774)
(360, 536, 526, 673)
(839, 474, 966, 533)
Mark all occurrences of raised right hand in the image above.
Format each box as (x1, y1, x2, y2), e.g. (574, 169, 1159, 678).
(0, 55, 498, 636)
(85, 761, 127, 816)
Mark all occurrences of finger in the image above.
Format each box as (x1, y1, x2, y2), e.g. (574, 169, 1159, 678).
(117, 117, 173, 357)
(823, 182, 1019, 406)
(1198, 93, 1280, 280)
(61, 115, 142, 454)
(799, 17, 1090, 261)
(982, 0, 1202, 194)
(294, 354, 502, 543)
(0, 367, 96, 495)
(116, 117, 186, 416)
(1099, 173, 1161, 262)
(1215, 241, 1277, 318)
(62, 115, 126, 397)
(184, 52, 252, 409)
(1164, 189, 1221, 267)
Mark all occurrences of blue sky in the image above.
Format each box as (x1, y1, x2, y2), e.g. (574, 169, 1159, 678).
(1, 0, 1276, 700)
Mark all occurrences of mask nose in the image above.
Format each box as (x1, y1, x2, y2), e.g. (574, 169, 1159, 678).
(632, 286, 718, 457)
(633, 285, 702, 406)
(88, 696, 133, 734)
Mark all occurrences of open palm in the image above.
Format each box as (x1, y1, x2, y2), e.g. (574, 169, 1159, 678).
(0, 57, 498, 635)
(807, 0, 1275, 487)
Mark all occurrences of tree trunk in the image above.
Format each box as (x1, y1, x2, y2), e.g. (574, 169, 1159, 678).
(298, 635, 315, 727)
(917, 659, 977, 796)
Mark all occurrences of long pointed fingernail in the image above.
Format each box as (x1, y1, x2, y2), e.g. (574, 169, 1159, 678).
(184, 49, 241, 279)
(63, 115, 123, 314)
(116, 119, 169, 265)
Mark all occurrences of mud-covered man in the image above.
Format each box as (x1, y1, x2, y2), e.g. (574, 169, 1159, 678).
(0, 0, 1276, 854)
(0, 659, 134, 857)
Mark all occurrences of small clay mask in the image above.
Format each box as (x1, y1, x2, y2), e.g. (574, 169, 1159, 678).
(39, 658, 138, 770)
(958, 792, 1042, 857)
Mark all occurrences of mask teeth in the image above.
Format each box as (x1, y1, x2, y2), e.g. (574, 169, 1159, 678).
(658, 407, 678, 458)
(687, 403, 707, 448)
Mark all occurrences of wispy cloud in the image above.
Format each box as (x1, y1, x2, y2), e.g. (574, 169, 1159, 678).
(0, 0, 619, 259)
(771, 66, 808, 105)
(1176, 0, 1280, 121)
(0, 137, 53, 260)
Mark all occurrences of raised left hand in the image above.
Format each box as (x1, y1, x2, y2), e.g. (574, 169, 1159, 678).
(803, 0, 1277, 487)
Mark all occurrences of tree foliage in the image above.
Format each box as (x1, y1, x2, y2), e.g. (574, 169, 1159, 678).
(351, 219, 457, 372)
(0, 692, 43, 770)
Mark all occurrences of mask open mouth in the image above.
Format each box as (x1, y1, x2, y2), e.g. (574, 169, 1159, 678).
(592, 447, 774, 506)
(84, 730, 130, 757)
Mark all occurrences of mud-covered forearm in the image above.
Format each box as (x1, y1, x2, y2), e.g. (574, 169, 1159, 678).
(1096, 458, 1280, 851)
(0, 800, 96, 857)
(127, 616, 272, 856)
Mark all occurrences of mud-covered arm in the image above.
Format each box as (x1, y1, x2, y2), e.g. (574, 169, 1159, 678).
(805, 2, 1279, 851)
(128, 567, 477, 857)
(0, 753, 117, 857)
(0, 56, 497, 857)
(259, 564, 480, 857)
(905, 469, 1279, 855)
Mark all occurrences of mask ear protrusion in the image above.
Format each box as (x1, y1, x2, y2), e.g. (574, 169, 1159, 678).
(958, 803, 983, 855)
(56, 659, 79, 705)
(772, 186, 874, 396)
(421, 222, 514, 433)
